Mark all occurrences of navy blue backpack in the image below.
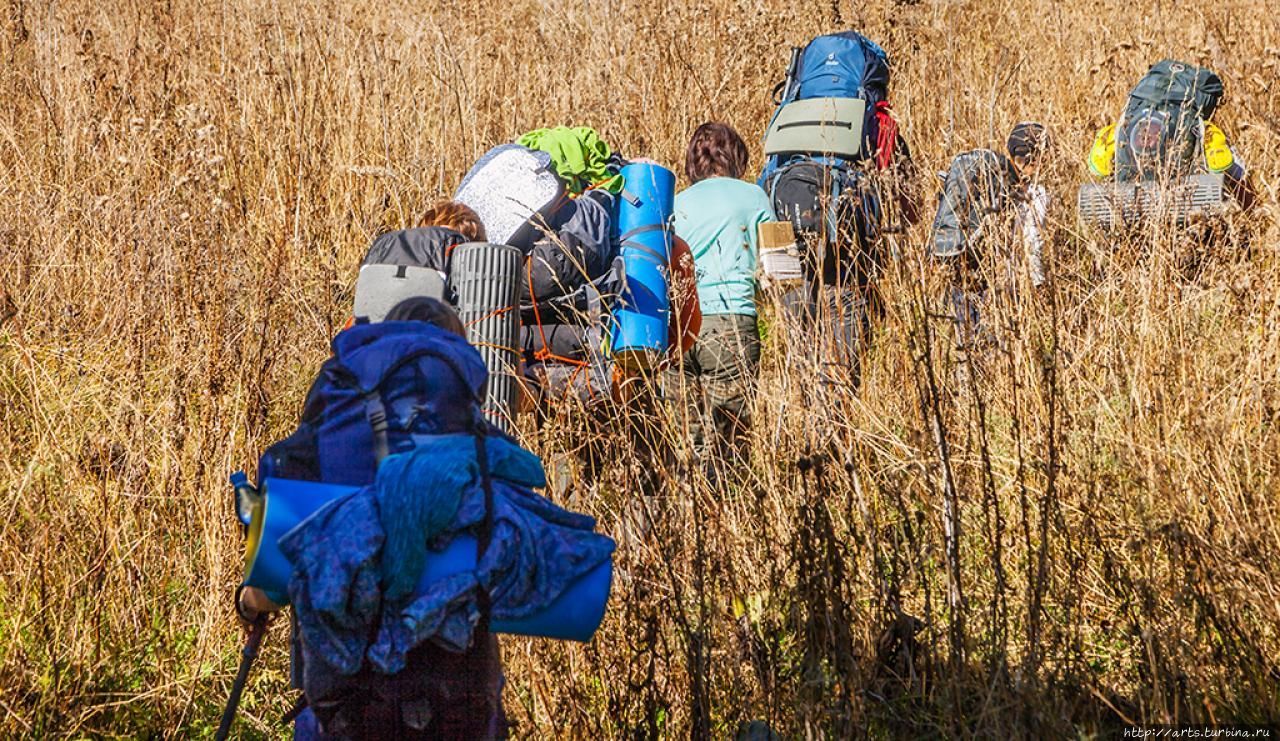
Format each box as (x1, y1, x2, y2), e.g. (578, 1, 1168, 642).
(259, 321, 491, 486)
(759, 31, 901, 286)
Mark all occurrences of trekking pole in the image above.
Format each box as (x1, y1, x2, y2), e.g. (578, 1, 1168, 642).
(779, 46, 802, 102)
(216, 613, 268, 741)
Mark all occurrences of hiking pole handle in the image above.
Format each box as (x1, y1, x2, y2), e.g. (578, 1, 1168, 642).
(779, 46, 802, 102)
(215, 615, 269, 741)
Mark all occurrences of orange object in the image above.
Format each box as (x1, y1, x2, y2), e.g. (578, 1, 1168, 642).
(667, 236, 702, 354)
(525, 258, 597, 402)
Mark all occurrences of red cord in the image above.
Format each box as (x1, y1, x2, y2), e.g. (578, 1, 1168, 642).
(525, 259, 597, 402)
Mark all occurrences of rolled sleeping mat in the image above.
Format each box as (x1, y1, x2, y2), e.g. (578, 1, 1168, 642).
(611, 162, 675, 372)
(353, 264, 447, 322)
(415, 534, 612, 642)
(242, 477, 362, 605)
(451, 242, 523, 432)
(241, 478, 613, 641)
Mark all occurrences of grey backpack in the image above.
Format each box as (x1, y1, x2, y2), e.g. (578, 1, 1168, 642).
(929, 149, 1014, 258)
(1113, 60, 1224, 182)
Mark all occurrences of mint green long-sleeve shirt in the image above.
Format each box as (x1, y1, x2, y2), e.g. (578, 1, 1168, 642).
(672, 177, 776, 317)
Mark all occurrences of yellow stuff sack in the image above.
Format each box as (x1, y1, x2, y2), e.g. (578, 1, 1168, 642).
(1202, 122, 1235, 172)
(1088, 124, 1116, 178)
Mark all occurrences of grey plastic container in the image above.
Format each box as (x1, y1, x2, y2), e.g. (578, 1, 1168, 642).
(452, 242, 523, 431)
(1077, 172, 1225, 230)
(764, 97, 866, 158)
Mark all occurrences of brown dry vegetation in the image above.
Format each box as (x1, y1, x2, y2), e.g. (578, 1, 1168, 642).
(2, 0, 1279, 737)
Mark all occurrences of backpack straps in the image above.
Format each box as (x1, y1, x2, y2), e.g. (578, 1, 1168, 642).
(826, 169, 842, 247)
(362, 391, 391, 463)
(471, 413, 496, 632)
(617, 223, 671, 267)
(342, 342, 484, 466)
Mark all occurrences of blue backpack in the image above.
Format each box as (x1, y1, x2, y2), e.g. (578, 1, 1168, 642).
(759, 31, 898, 285)
(259, 321, 492, 486)
(254, 322, 527, 735)
(772, 31, 892, 160)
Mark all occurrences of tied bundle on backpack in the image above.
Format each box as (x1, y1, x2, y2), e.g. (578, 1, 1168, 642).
(471, 128, 626, 385)
(517, 187, 622, 403)
(758, 221, 804, 285)
(1079, 59, 1229, 229)
(758, 30, 903, 286)
(455, 144, 568, 252)
(240, 320, 615, 733)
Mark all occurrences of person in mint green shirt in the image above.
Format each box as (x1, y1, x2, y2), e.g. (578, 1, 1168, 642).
(668, 122, 776, 463)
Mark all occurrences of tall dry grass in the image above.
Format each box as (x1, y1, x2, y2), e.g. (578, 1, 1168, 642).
(1, 0, 1278, 736)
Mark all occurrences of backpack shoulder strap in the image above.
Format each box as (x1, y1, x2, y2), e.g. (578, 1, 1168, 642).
(471, 413, 496, 632)
(362, 391, 391, 463)
(335, 338, 485, 465)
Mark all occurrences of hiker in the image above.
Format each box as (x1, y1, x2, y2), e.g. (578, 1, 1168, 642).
(519, 164, 702, 487)
(758, 30, 921, 379)
(517, 186, 619, 427)
(668, 122, 775, 461)
(1086, 59, 1256, 212)
(242, 297, 511, 739)
(362, 201, 486, 279)
(929, 122, 1051, 350)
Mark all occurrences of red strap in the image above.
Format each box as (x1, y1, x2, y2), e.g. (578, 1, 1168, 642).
(525, 259, 599, 403)
(874, 101, 898, 170)
(527, 259, 586, 367)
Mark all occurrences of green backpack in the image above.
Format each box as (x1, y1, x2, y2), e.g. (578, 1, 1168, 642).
(1113, 59, 1224, 182)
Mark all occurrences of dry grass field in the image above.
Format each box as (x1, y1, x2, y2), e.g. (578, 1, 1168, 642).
(2, 0, 1279, 736)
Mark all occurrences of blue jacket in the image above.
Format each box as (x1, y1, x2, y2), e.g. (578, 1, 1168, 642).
(279, 437, 615, 698)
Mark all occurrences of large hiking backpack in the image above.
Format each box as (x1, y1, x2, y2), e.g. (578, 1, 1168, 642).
(455, 144, 568, 252)
(772, 32, 892, 160)
(353, 227, 461, 321)
(929, 149, 1016, 259)
(1114, 59, 1224, 182)
(258, 321, 490, 486)
(520, 189, 619, 326)
(759, 31, 898, 284)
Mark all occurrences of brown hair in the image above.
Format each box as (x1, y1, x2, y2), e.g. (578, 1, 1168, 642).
(419, 201, 486, 242)
(684, 122, 750, 183)
(384, 296, 466, 336)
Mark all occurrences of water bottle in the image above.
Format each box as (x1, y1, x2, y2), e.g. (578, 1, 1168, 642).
(229, 471, 261, 531)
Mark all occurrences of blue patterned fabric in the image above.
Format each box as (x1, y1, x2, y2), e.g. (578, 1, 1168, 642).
(278, 435, 613, 698)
